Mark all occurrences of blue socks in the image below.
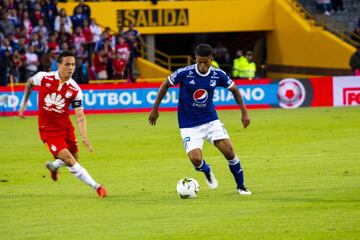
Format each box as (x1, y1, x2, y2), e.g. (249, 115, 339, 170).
(228, 156, 244, 189)
(194, 159, 211, 175)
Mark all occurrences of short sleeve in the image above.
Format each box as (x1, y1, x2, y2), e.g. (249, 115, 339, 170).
(218, 71, 235, 89)
(74, 88, 83, 101)
(167, 69, 184, 86)
(31, 72, 47, 86)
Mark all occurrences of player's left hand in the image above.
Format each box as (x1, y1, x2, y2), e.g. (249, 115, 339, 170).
(148, 109, 159, 126)
(82, 137, 93, 152)
(241, 113, 250, 128)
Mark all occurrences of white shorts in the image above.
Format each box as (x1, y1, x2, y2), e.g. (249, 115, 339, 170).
(180, 119, 230, 153)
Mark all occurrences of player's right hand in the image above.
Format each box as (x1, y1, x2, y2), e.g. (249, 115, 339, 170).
(148, 110, 159, 126)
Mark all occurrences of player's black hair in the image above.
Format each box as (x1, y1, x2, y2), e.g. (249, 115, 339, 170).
(195, 44, 213, 57)
(57, 51, 75, 63)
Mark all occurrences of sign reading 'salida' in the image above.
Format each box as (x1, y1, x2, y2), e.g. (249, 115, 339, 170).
(117, 9, 189, 27)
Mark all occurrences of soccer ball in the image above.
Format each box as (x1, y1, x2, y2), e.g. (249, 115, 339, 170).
(176, 177, 200, 199)
(277, 78, 306, 109)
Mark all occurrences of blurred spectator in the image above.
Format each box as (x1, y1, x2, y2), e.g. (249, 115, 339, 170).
(0, 12, 15, 36)
(32, 19, 48, 38)
(32, 3, 44, 25)
(29, 32, 45, 56)
(22, 11, 33, 37)
(82, 19, 93, 61)
(73, 26, 85, 52)
(0, 38, 13, 55)
(103, 38, 114, 79)
(93, 48, 108, 80)
(244, 51, 256, 80)
(47, 33, 59, 53)
(331, 0, 344, 13)
(0, 49, 12, 86)
(316, 0, 332, 16)
(8, 9, 21, 28)
(115, 35, 131, 62)
(73, 0, 91, 19)
(71, 6, 88, 31)
(232, 50, 247, 78)
(349, 47, 360, 75)
(73, 57, 89, 84)
(112, 51, 126, 79)
(55, 8, 72, 33)
(41, 0, 58, 31)
(213, 41, 230, 65)
(124, 23, 143, 82)
(235, 51, 256, 80)
(90, 18, 101, 44)
(76, 44, 89, 64)
(57, 25, 72, 47)
(24, 45, 39, 81)
(40, 49, 54, 71)
(12, 49, 23, 84)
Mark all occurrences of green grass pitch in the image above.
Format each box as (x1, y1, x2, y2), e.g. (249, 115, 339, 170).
(0, 107, 359, 239)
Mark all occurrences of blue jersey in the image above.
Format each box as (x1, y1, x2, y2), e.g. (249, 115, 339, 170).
(168, 64, 234, 128)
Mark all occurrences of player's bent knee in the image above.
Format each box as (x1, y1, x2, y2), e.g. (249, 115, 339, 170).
(188, 150, 202, 166)
(57, 149, 77, 166)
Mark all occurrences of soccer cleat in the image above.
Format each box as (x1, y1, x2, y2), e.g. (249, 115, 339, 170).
(96, 185, 107, 198)
(45, 161, 59, 181)
(204, 167, 218, 189)
(237, 186, 252, 195)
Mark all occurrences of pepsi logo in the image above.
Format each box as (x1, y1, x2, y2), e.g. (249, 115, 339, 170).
(193, 89, 208, 103)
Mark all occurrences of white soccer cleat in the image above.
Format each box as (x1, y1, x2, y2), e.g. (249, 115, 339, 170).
(204, 168, 218, 189)
(45, 161, 59, 181)
(237, 186, 252, 195)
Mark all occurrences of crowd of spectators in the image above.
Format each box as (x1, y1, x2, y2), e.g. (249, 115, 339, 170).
(0, 0, 143, 86)
(315, 0, 344, 16)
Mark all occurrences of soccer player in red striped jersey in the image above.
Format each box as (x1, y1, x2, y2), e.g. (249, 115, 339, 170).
(19, 51, 107, 198)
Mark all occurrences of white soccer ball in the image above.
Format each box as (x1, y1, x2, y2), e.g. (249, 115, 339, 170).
(176, 177, 200, 199)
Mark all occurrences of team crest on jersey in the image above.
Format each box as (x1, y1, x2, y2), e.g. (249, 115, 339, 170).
(65, 90, 73, 98)
(193, 89, 208, 103)
(210, 79, 216, 87)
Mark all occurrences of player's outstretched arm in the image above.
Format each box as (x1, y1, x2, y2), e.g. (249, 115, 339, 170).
(75, 107, 93, 152)
(148, 80, 171, 126)
(18, 78, 35, 118)
(229, 84, 250, 128)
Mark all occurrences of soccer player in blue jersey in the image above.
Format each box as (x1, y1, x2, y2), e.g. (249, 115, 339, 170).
(148, 44, 251, 195)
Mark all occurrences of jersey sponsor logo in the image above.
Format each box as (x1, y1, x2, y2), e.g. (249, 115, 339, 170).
(210, 79, 216, 87)
(45, 83, 51, 88)
(193, 89, 208, 104)
(189, 80, 195, 85)
(44, 93, 65, 113)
